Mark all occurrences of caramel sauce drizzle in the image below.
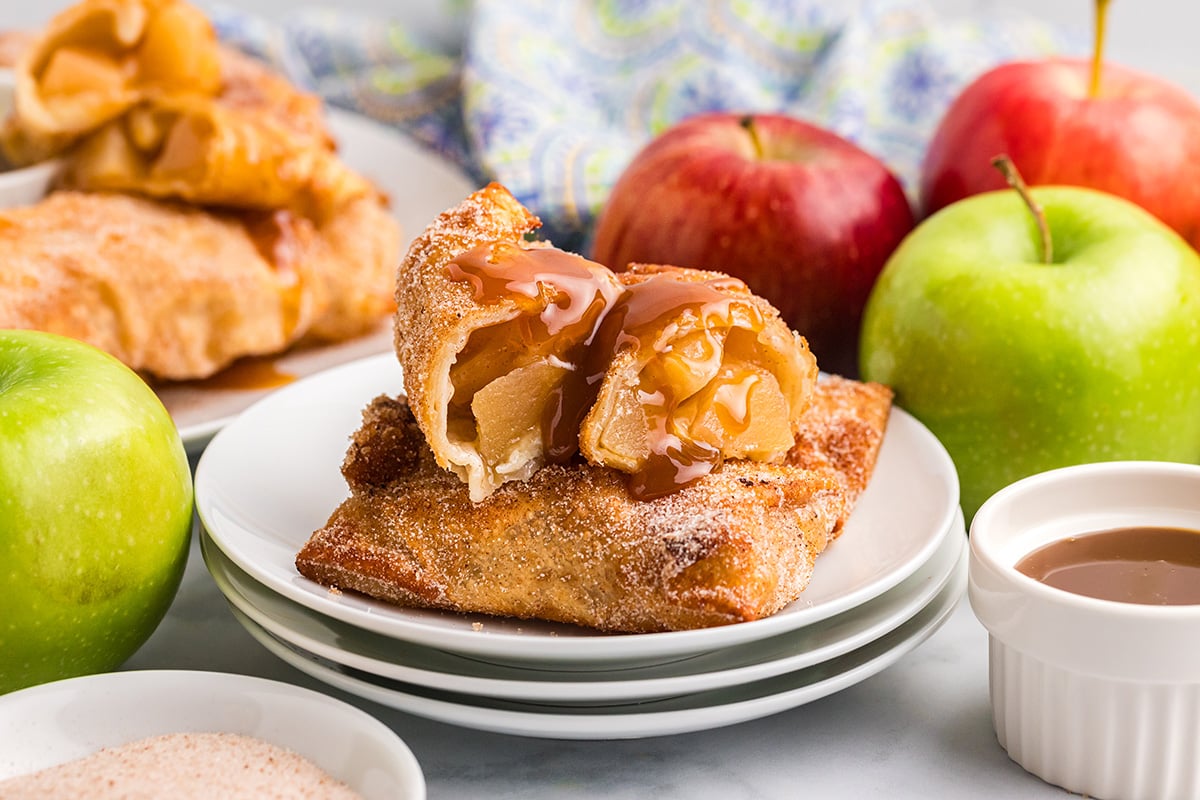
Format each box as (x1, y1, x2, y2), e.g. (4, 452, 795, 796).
(593, 272, 764, 500)
(447, 246, 769, 500)
(447, 243, 623, 462)
(243, 209, 307, 339)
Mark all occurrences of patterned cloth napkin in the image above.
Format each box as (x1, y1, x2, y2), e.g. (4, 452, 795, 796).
(209, 0, 1077, 253)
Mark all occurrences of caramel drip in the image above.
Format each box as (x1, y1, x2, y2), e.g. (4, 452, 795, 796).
(192, 356, 295, 391)
(447, 242, 622, 460)
(244, 209, 306, 338)
(593, 271, 764, 500)
(446, 246, 774, 500)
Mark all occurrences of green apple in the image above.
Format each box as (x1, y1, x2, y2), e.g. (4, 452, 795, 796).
(0, 330, 193, 693)
(860, 185, 1200, 522)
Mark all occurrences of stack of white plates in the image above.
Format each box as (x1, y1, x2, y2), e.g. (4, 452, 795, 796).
(195, 354, 965, 740)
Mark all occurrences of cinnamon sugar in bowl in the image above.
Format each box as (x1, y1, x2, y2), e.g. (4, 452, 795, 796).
(969, 461, 1200, 800)
(0, 670, 424, 799)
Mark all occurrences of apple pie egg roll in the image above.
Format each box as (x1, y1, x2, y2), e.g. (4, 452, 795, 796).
(394, 183, 626, 502)
(396, 184, 819, 501)
(1, 0, 222, 166)
(296, 393, 850, 632)
(65, 94, 376, 219)
(0, 190, 398, 380)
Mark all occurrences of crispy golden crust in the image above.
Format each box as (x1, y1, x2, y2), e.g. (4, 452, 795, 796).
(393, 183, 565, 499)
(789, 375, 894, 535)
(215, 45, 331, 147)
(295, 378, 891, 633)
(0, 190, 398, 379)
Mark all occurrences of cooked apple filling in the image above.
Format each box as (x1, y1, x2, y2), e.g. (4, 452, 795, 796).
(398, 185, 819, 503)
(66, 97, 372, 216)
(2, 0, 221, 165)
(443, 241, 624, 496)
(580, 265, 817, 498)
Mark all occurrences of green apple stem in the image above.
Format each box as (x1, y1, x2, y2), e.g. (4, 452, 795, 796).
(1090, 0, 1112, 97)
(739, 116, 763, 159)
(991, 155, 1053, 265)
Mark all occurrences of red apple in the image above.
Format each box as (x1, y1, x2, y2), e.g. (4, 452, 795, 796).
(920, 4, 1200, 250)
(591, 112, 915, 378)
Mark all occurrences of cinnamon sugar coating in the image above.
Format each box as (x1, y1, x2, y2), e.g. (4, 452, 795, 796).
(295, 377, 891, 633)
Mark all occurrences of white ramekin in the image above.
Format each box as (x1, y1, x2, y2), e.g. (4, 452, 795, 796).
(0, 68, 62, 208)
(969, 461, 1200, 800)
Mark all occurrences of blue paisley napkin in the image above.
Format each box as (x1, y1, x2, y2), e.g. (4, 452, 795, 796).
(210, 0, 1077, 253)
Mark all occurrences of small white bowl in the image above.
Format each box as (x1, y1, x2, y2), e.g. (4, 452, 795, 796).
(0, 669, 425, 799)
(0, 68, 63, 208)
(969, 461, 1200, 800)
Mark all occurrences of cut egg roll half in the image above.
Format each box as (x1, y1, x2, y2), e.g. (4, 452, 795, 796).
(580, 263, 819, 499)
(394, 183, 625, 502)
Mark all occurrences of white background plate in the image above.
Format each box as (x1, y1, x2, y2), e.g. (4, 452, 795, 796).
(158, 110, 477, 453)
(238, 558, 966, 739)
(206, 519, 965, 702)
(0, 670, 425, 799)
(196, 354, 960, 665)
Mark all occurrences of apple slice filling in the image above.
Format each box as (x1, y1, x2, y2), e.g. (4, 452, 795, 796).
(442, 242, 624, 495)
(589, 329, 801, 499)
(441, 250, 816, 501)
(447, 317, 578, 486)
(3, 0, 223, 167)
(580, 266, 816, 499)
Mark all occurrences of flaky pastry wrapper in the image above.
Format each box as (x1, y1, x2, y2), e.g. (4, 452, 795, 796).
(65, 94, 375, 219)
(0, 191, 398, 380)
(295, 376, 891, 633)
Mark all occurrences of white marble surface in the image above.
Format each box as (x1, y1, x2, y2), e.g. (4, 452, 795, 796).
(121, 516, 1071, 799)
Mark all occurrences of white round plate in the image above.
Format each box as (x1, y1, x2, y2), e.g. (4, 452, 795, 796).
(0, 670, 425, 799)
(204, 515, 965, 702)
(159, 109, 476, 454)
(238, 558, 966, 739)
(196, 354, 959, 665)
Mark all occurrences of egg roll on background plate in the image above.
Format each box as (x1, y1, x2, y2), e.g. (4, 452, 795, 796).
(0, 0, 222, 165)
(66, 93, 375, 219)
(0, 191, 399, 380)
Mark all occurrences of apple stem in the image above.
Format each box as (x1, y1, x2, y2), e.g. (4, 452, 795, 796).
(1089, 0, 1112, 98)
(739, 116, 763, 159)
(992, 155, 1053, 264)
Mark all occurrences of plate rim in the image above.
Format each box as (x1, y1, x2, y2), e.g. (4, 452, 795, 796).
(203, 516, 966, 702)
(234, 561, 966, 740)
